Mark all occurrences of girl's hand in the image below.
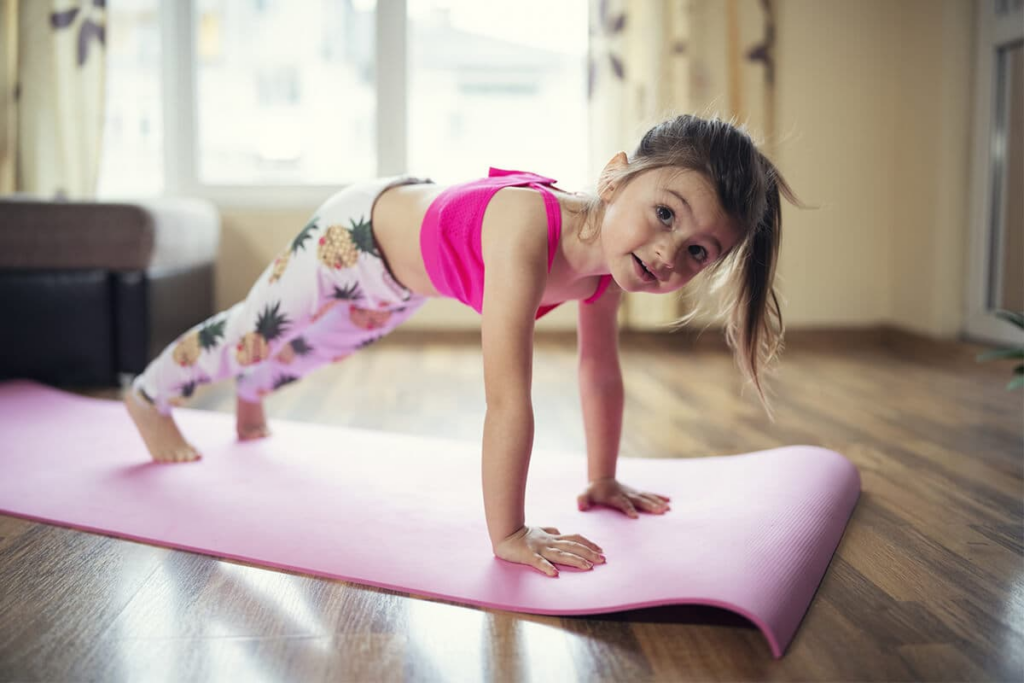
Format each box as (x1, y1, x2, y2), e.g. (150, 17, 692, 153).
(493, 525, 606, 577)
(577, 478, 672, 519)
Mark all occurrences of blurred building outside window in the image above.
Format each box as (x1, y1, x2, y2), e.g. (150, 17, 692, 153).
(96, 0, 164, 198)
(97, 0, 589, 203)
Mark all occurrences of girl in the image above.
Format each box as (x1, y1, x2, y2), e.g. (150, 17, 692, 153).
(126, 114, 797, 577)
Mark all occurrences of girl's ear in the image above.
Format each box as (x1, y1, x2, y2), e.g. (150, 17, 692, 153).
(603, 151, 628, 174)
(598, 152, 628, 201)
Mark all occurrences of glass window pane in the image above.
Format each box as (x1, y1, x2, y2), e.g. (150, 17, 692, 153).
(97, 0, 164, 199)
(195, 0, 376, 185)
(407, 0, 589, 188)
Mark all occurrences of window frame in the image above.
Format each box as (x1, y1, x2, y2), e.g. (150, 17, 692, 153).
(159, 0, 408, 208)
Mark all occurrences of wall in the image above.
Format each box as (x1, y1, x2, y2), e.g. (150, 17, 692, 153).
(773, 0, 974, 337)
(215, 0, 976, 338)
(889, 0, 974, 337)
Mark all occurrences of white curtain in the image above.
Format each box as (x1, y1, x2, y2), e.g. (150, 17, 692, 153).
(0, 0, 107, 198)
(0, 0, 18, 193)
(587, 0, 777, 329)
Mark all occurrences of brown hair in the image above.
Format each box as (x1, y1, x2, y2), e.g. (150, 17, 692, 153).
(569, 113, 804, 423)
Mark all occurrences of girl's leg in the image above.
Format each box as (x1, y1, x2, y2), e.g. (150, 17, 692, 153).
(125, 304, 248, 463)
(126, 198, 348, 458)
(127, 173, 430, 461)
(233, 297, 424, 426)
(124, 385, 202, 462)
(126, 236, 324, 461)
(125, 292, 297, 461)
(232, 175, 431, 440)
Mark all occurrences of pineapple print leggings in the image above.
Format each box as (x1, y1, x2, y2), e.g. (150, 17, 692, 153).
(133, 174, 434, 415)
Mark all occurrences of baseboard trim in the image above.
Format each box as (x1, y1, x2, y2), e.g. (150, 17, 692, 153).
(384, 325, 892, 350)
(380, 325, 1012, 374)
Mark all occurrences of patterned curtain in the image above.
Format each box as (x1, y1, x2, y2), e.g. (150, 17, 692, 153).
(0, 0, 106, 198)
(587, 0, 777, 329)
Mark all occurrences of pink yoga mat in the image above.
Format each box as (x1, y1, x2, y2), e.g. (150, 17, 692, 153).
(0, 380, 859, 658)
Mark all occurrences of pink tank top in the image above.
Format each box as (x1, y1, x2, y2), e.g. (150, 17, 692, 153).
(419, 167, 612, 319)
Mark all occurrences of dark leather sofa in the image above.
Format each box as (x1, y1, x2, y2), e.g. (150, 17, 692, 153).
(0, 197, 221, 387)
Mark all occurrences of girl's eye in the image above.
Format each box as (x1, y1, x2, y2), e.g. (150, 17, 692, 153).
(655, 206, 674, 224)
(689, 245, 709, 263)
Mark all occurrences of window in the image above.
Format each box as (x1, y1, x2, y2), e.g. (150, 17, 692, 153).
(98, 0, 589, 203)
(406, 0, 588, 186)
(194, 0, 375, 185)
(97, 0, 164, 198)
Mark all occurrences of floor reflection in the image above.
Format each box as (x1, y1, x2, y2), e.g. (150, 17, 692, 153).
(217, 562, 330, 641)
(517, 614, 578, 680)
(402, 597, 486, 679)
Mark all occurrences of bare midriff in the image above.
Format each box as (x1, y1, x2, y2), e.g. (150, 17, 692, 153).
(370, 182, 447, 297)
(371, 181, 604, 307)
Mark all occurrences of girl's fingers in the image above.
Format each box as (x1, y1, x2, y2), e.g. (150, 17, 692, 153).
(632, 495, 655, 511)
(637, 494, 670, 513)
(617, 495, 639, 518)
(630, 490, 672, 504)
(554, 540, 605, 564)
(565, 533, 603, 554)
(546, 548, 593, 570)
(531, 555, 559, 577)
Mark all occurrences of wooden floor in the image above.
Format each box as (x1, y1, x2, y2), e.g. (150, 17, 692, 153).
(0, 328, 1021, 681)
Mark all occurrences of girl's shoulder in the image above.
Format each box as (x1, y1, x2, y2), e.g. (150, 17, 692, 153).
(481, 186, 551, 259)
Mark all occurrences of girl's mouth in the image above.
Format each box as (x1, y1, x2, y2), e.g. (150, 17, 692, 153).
(632, 253, 656, 282)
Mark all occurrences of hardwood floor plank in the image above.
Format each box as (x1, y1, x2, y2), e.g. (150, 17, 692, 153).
(795, 595, 919, 680)
(0, 515, 35, 553)
(895, 643, 992, 683)
(0, 527, 164, 681)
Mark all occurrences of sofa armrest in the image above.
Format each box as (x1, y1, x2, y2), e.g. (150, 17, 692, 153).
(135, 198, 221, 273)
(0, 197, 221, 384)
(0, 201, 155, 270)
(0, 197, 220, 272)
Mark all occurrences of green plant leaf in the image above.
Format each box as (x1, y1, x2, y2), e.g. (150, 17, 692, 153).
(976, 347, 1024, 362)
(993, 309, 1024, 329)
(1008, 376, 1024, 391)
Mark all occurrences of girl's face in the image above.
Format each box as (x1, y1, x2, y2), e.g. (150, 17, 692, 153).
(599, 160, 741, 294)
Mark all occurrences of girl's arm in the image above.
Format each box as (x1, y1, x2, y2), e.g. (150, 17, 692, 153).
(576, 282, 625, 480)
(479, 228, 546, 547)
(575, 283, 672, 518)
(478, 205, 604, 576)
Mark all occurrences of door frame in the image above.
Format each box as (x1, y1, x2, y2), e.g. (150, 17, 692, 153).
(965, 0, 1024, 346)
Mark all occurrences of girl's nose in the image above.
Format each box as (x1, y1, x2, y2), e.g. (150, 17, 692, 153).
(654, 243, 677, 270)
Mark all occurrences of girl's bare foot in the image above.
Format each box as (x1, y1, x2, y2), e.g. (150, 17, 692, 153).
(236, 397, 271, 441)
(124, 388, 201, 463)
